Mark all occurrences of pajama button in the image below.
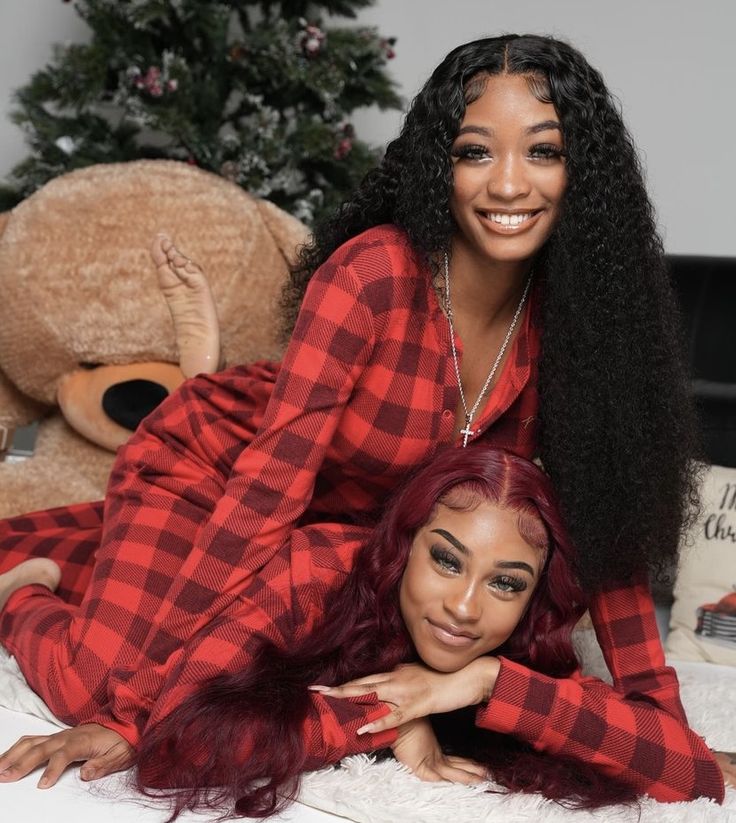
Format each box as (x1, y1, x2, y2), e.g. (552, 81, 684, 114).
(442, 410, 452, 419)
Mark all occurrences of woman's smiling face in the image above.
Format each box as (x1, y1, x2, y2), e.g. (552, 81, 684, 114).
(449, 72, 567, 270)
(399, 500, 545, 672)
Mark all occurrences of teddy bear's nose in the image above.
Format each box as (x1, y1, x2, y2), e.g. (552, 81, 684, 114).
(102, 379, 170, 431)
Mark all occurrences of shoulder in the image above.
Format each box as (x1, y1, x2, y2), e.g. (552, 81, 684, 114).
(313, 225, 429, 318)
(323, 225, 424, 285)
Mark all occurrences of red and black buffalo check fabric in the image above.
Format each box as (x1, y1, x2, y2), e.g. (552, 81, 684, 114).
(481, 577, 724, 801)
(0, 226, 723, 800)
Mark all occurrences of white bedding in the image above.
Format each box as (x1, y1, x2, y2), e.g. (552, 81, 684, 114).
(1, 648, 735, 822)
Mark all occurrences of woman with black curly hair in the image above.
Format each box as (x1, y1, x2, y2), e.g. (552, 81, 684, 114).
(0, 33, 727, 799)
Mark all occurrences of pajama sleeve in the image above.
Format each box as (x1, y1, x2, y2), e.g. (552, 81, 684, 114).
(125, 521, 395, 778)
(92, 253, 379, 744)
(478, 575, 725, 803)
(139, 688, 395, 790)
(587, 575, 688, 722)
(477, 658, 724, 802)
(298, 694, 397, 770)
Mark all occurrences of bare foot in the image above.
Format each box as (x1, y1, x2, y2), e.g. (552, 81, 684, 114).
(0, 559, 61, 613)
(151, 233, 223, 378)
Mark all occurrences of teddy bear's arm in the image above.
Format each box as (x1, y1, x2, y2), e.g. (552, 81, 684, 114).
(0, 209, 49, 440)
(0, 365, 49, 434)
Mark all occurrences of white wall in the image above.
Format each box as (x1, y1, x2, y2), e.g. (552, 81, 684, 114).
(351, 0, 735, 256)
(1, 0, 733, 255)
(0, 2, 88, 176)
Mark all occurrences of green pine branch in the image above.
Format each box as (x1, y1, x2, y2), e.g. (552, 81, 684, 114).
(2, 0, 402, 224)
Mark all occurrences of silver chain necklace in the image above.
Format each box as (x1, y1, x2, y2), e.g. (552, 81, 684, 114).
(443, 251, 532, 447)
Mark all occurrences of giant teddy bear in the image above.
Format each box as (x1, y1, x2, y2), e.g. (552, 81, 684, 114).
(0, 160, 308, 518)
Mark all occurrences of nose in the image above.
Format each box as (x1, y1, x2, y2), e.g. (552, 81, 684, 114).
(488, 152, 531, 201)
(443, 580, 482, 624)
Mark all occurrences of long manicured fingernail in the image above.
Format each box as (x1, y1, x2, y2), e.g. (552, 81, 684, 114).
(356, 723, 374, 736)
(308, 685, 330, 692)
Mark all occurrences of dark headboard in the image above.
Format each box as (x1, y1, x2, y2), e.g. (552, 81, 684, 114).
(667, 255, 736, 468)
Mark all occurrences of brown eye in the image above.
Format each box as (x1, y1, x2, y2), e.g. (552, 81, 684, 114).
(529, 143, 565, 160)
(451, 144, 490, 162)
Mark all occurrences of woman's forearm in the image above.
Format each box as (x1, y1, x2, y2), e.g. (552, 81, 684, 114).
(476, 657, 725, 803)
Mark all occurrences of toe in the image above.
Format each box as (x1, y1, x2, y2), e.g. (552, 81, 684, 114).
(150, 233, 171, 266)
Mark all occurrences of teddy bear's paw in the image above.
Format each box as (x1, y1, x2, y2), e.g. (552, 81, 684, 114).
(151, 233, 223, 378)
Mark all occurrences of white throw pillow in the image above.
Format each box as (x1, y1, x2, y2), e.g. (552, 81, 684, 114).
(666, 463, 736, 664)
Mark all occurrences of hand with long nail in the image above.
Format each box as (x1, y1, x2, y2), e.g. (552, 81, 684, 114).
(310, 657, 501, 737)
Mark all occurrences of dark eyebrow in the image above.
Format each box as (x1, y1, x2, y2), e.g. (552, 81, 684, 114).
(526, 120, 561, 135)
(430, 529, 537, 577)
(455, 120, 561, 139)
(456, 125, 493, 138)
(496, 560, 536, 577)
(431, 528, 469, 555)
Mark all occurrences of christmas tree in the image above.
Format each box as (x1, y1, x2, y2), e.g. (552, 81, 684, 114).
(1, 0, 401, 224)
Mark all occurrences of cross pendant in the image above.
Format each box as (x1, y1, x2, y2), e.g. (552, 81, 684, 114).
(460, 416, 475, 448)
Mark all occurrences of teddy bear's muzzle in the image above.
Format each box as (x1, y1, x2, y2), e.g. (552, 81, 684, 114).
(57, 363, 185, 452)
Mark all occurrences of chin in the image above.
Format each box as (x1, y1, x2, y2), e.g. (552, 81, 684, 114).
(417, 648, 473, 674)
(476, 239, 547, 265)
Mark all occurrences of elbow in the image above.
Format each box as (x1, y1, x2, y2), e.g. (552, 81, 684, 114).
(688, 754, 726, 804)
(642, 754, 725, 805)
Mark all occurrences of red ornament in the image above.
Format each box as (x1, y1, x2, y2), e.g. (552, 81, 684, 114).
(334, 137, 353, 160)
(143, 66, 163, 97)
(299, 23, 326, 58)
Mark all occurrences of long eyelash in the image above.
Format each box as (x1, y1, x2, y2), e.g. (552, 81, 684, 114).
(429, 545, 461, 572)
(493, 574, 528, 593)
(531, 143, 566, 158)
(450, 143, 488, 160)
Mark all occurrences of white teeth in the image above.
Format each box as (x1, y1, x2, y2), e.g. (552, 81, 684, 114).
(484, 212, 533, 227)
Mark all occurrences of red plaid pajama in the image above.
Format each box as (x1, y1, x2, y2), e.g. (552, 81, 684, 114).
(0, 511, 394, 760)
(481, 578, 724, 801)
(0, 226, 723, 799)
(0, 226, 537, 737)
(0, 501, 103, 605)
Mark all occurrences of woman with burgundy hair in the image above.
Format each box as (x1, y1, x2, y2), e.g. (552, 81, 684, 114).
(0, 447, 722, 818)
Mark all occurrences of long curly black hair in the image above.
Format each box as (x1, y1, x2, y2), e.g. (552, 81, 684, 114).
(282, 34, 700, 589)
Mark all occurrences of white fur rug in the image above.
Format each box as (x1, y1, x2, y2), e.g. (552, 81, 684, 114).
(1, 647, 734, 822)
(299, 754, 736, 823)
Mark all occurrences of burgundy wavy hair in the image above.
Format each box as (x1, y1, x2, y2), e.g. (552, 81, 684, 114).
(135, 446, 634, 819)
